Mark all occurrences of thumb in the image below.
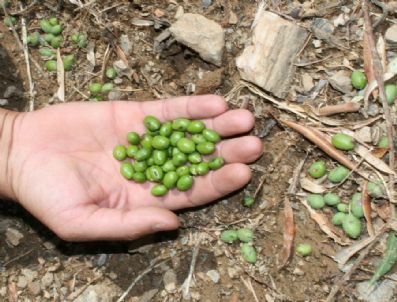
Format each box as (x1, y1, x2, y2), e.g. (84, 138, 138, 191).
(54, 206, 180, 241)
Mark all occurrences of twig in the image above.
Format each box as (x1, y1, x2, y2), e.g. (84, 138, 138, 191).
(100, 44, 111, 83)
(181, 237, 201, 299)
(68, 275, 102, 301)
(20, 13, 35, 111)
(4, 249, 33, 267)
(370, 0, 389, 28)
(325, 232, 384, 302)
(315, 102, 361, 116)
(241, 277, 260, 302)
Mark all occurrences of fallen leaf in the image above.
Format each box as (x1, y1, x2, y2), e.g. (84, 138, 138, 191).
(354, 145, 395, 175)
(279, 197, 295, 269)
(362, 181, 374, 236)
(300, 177, 326, 193)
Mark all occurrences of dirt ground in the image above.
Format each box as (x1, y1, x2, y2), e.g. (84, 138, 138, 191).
(1, 0, 397, 301)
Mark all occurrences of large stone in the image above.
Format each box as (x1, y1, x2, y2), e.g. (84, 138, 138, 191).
(169, 13, 224, 66)
(236, 12, 308, 98)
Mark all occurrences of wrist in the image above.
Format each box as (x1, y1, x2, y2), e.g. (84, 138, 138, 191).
(0, 109, 20, 201)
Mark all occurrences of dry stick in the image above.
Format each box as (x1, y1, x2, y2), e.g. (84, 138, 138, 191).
(181, 239, 201, 299)
(325, 230, 385, 302)
(362, 0, 396, 211)
(20, 15, 35, 111)
(316, 102, 361, 116)
(241, 277, 260, 302)
(68, 275, 102, 301)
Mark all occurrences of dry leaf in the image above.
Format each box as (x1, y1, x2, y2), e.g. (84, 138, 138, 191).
(300, 177, 326, 193)
(376, 35, 387, 70)
(362, 181, 374, 236)
(354, 145, 395, 175)
(279, 197, 295, 269)
(333, 236, 377, 268)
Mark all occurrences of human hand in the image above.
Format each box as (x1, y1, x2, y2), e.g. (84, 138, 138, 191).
(4, 95, 262, 241)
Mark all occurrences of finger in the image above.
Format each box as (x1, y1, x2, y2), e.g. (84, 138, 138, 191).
(215, 136, 263, 163)
(140, 95, 228, 121)
(54, 206, 179, 241)
(131, 163, 252, 211)
(202, 109, 255, 137)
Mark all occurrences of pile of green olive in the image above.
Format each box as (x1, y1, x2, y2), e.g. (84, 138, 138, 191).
(113, 115, 225, 197)
(220, 228, 257, 264)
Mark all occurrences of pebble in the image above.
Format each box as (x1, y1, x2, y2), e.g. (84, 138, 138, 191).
(120, 34, 132, 55)
(292, 267, 305, 276)
(17, 276, 28, 288)
(228, 11, 238, 25)
(28, 281, 41, 296)
(202, 0, 212, 9)
(5, 228, 24, 246)
(227, 266, 241, 279)
(385, 24, 397, 44)
(328, 70, 352, 94)
(367, 103, 379, 117)
(108, 90, 123, 101)
(0, 99, 8, 106)
(163, 269, 177, 293)
(21, 268, 38, 282)
(3, 85, 17, 98)
(191, 291, 201, 300)
(206, 270, 220, 283)
(74, 280, 120, 302)
(0, 287, 6, 296)
(302, 73, 314, 92)
(354, 126, 372, 143)
(174, 6, 184, 19)
(357, 280, 396, 302)
(169, 13, 224, 66)
(41, 272, 54, 289)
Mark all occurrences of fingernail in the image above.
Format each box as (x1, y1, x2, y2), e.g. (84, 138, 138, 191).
(152, 223, 167, 231)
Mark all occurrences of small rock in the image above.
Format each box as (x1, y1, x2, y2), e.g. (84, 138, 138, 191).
(311, 18, 335, 41)
(139, 289, 158, 302)
(120, 34, 132, 55)
(202, 0, 212, 9)
(206, 270, 220, 283)
(333, 13, 349, 27)
(5, 228, 24, 246)
(169, 13, 224, 66)
(328, 70, 352, 94)
(174, 6, 184, 19)
(354, 127, 372, 143)
(195, 68, 223, 95)
(96, 254, 108, 267)
(28, 281, 41, 296)
(357, 280, 396, 302)
(0, 287, 6, 296)
(313, 39, 322, 48)
(3, 85, 17, 98)
(229, 11, 238, 25)
(74, 280, 121, 302)
(302, 74, 314, 92)
(163, 269, 177, 293)
(41, 272, 54, 289)
(385, 24, 397, 44)
(191, 291, 201, 300)
(17, 276, 28, 288)
(0, 99, 8, 106)
(292, 267, 305, 276)
(227, 266, 242, 279)
(42, 241, 56, 250)
(21, 269, 38, 282)
(367, 103, 379, 117)
(108, 90, 123, 101)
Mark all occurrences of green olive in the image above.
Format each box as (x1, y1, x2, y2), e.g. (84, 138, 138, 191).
(49, 17, 59, 26)
(324, 192, 340, 206)
(146, 157, 155, 166)
(140, 134, 153, 149)
(342, 214, 362, 239)
(197, 162, 210, 176)
(308, 161, 327, 178)
(307, 194, 325, 209)
(220, 230, 238, 243)
(71, 33, 80, 43)
(151, 184, 168, 196)
(120, 162, 134, 180)
(126, 145, 139, 158)
(78, 35, 88, 48)
(90, 95, 103, 102)
(176, 166, 190, 177)
(240, 244, 257, 264)
(106, 67, 117, 80)
(152, 135, 170, 150)
(45, 60, 57, 72)
(190, 164, 199, 176)
(44, 33, 55, 43)
(351, 70, 367, 90)
(377, 136, 389, 148)
(113, 145, 127, 161)
(351, 193, 364, 218)
(243, 196, 255, 207)
(296, 243, 312, 257)
(101, 83, 113, 94)
(27, 32, 40, 47)
(176, 175, 193, 191)
(153, 150, 168, 166)
(162, 160, 176, 172)
(187, 120, 205, 134)
(144, 115, 161, 131)
(172, 147, 182, 156)
(332, 212, 346, 226)
(132, 172, 146, 183)
(40, 20, 52, 33)
(134, 148, 152, 161)
(89, 83, 102, 95)
(191, 134, 207, 144)
(63, 54, 75, 71)
(331, 133, 356, 151)
(133, 161, 147, 172)
(163, 171, 178, 189)
(50, 36, 63, 48)
(237, 228, 254, 243)
(50, 24, 62, 35)
(196, 142, 215, 155)
(209, 157, 225, 170)
(146, 166, 164, 182)
(337, 203, 348, 213)
(170, 131, 184, 146)
(159, 122, 173, 137)
(328, 166, 349, 183)
(127, 132, 140, 145)
(177, 138, 196, 154)
(172, 118, 190, 131)
(385, 84, 397, 105)
(202, 129, 221, 143)
(188, 152, 202, 164)
(368, 181, 384, 198)
(39, 48, 55, 57)
(4, 16, 16, 27)
(172, 153, 187, 167)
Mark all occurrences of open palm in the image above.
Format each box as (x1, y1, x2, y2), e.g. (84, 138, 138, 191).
(10, 95, 262, 241)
